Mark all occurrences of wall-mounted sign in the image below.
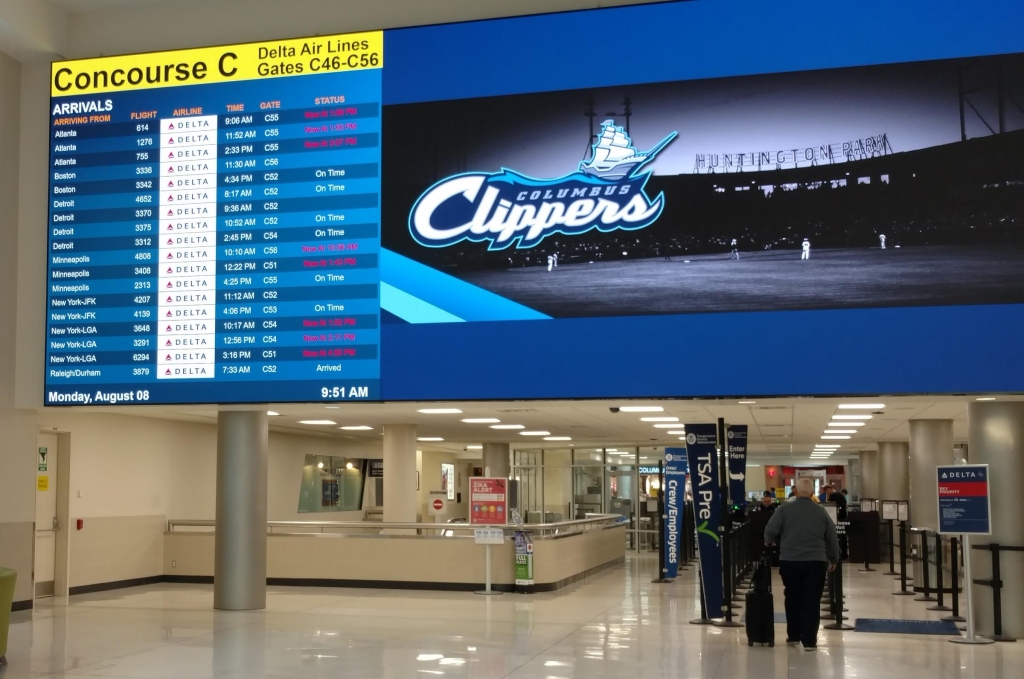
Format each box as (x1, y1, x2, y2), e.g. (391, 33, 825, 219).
(428, 490, 447, 516)
(37, 476, 49, 492)
(369, 460, 384, 478)
(38, 447, 48, 472)
(441, 462, 456, 500)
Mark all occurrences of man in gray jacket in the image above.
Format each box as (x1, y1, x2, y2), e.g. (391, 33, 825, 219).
(764, 477, 841, 650)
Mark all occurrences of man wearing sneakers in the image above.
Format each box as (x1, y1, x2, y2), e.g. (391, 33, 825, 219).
(763, 477, 840, 650)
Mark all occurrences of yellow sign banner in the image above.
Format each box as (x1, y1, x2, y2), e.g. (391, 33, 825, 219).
(37, 475, 49, 491)
(52, 31, 383, 97)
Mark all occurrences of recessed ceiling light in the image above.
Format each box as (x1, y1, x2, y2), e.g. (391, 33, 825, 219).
(618, 406, 664, 413)
(267, 411, 280, 416)
(466, 445, 483, 450)
(816, 445, 842, 449)
(544, 436, 572, 441)
(829, 421, 864, 427)
(831, 414, 872, 420)
(821, 435, 850, 440)
(679, 436, 688, 440)
(640, 417, 679, 422)
(976, 397, 997, 401)
(824, 429, 858, 434)
(418, 408, 462, 414)
(739, 400, 756, 404)
(299, 420, 336, 425)
(519, 431, 551, 436)
(461, 418, 501, 424)
(491, 424, 525, 430)
(838, 403, 885, 409)
(667, 430, 687, 435)
(345, 462, 354, 470)
(340, 425, 373, 431)
(325, 406, 341, 409)
(417, 437, 444, 442)
(653, 424, 682, 429)
(317, 462, 324, 469)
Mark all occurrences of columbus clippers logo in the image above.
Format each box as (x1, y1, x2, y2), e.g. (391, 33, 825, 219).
(410, 120, 677, 250)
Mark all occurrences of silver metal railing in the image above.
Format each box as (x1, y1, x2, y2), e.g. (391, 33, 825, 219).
(166, 514, 626, 540)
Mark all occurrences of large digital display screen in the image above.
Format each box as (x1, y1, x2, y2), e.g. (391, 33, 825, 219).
(44, 1, 1024, 405)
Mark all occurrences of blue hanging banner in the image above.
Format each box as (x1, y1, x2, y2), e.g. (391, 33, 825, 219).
(662, 448, 688, 579)
(727, 425, 748, 507)
(686, 423, 725, 619)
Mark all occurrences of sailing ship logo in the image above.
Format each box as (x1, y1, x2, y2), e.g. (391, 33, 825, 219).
(410, 121, 677, 250)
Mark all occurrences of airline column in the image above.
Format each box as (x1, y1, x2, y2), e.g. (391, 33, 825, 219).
(158, 115, 219, 380)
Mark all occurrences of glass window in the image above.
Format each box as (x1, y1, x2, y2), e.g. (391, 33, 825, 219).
(544, 449, 571, 466)
(573, 448, 604, 465)
(298, 455, 366, 514)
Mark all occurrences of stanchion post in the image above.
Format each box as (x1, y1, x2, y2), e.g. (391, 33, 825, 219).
(915, 530, 935, 602)
(713, 418, 742, 628)
(928, 533, 951, 612)
(884, 519, 897, 575)
(824, 561, 853, 630)
(942, 536, 966, 623)
(950, 534, 994, 644)
(982, 543, 1016, 642)
(894, 522, 914, 596)
(689, 567, 714, 625)
(859, 519, 875, 572)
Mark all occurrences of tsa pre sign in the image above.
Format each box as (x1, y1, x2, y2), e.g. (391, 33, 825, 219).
(937, 464, 991, 535)
(685, 424, 725, 618)
(662, 448, 688, 579)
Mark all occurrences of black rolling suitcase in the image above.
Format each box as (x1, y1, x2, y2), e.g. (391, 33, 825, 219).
(745, 556, 775, 647)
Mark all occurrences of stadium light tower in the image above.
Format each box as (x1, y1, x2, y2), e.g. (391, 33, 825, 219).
(606, 96, 633, 136)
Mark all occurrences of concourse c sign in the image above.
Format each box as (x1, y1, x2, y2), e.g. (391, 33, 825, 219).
(937, 464, 991, 535)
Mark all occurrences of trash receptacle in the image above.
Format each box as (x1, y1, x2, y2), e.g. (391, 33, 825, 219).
(0, 567, 16, 666)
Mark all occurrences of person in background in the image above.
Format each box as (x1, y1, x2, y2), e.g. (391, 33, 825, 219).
(828, 484, 850, 558)
(764, 477, 841, 651)
(818, 484, 832, 503)
(756, 491, 777, 514)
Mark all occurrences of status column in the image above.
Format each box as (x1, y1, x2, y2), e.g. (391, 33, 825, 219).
(967, 401, 1024, 638)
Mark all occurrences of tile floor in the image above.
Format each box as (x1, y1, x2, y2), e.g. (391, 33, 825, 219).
(3, 556, 1022, 678)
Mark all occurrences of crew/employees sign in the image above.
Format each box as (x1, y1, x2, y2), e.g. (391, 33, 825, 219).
(470, 478, 507, 525)
(937, 464, 991, 535)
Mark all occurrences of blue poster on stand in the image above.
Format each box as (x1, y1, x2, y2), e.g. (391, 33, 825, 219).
(937, 464, 991, 535)
(662, 448, 688, 579)
(685, 424, 725, 619)
(727, 425, 748, 507)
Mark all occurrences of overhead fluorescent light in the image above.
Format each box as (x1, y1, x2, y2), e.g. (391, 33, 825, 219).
(831, 414, 872, 420)
(739, 400, 756, 404)
(640, 417, 679, 422)
(299, 420, 336, 425)
(417, 437, 444, 442)
(667, 430, 687, 435)
(461, 418, 500, 424)
(747, 464, 761, 467)
(491, 424, 525, 430)
(838, 403, 885, 409)
(325, 406, 341, 409)
(267, 411, 280, 416)
(679, 437, 688, 440)
(821, 435, 850, 440)
(654, 424, 683, 429)
(824, 429, 858, 434)
(829, 421, 864, 427)
(418, 408, 462, 414)
(976, 397, 996, 401)
(519, 431, 551, 436)
(618, 406, 664, 413)
(340, 425, 373, 431)
(544, 436, 572, 441)
(466, 445, 483, 450)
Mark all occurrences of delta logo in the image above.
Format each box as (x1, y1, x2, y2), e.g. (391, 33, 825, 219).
(410, 120, 676, 250)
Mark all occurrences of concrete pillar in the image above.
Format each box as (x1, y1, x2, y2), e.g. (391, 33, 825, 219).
(860, 450, 880, 499)
(214, 411, 268, 611)
(908, 420, 954, 531)
(482, 443, 510, 478)
(968, 402, 1024, 638)
(383, 424, 418, 523)
(877, 442, 909, 503)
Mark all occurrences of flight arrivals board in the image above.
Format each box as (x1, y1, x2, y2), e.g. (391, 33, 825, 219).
(45, 33, 383, 405)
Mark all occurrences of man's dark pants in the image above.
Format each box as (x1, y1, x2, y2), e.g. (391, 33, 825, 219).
(779, 560, 828, 647)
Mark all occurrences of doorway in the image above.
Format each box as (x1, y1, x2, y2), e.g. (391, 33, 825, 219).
(34, 431, 70, 599)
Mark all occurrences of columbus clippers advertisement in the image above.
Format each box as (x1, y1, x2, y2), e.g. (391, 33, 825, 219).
(685, 424, 725, 618)
(726, 425, 748, 507)
(662, 448, 688, 579)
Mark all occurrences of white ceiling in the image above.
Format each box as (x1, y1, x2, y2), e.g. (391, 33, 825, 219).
(63, 394, 1004, 465)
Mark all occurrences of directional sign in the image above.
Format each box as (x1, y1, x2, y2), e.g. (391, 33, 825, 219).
(726, 424, 748, 505)
(937, 464, 991, 535)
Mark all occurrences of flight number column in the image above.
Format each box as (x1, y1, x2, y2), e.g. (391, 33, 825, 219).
(159, 115, 219, 379)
